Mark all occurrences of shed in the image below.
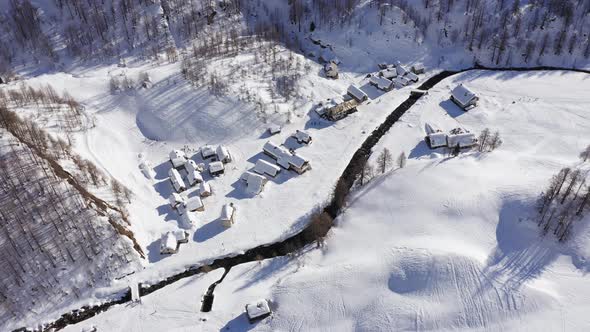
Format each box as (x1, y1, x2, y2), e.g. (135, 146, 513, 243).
(347, 85, 368, 102)
(168, 168, 186, 192)
(245, 299, 272, 323)
(268, 125, 282, 135)
(168, 193, 185, 209)
(254, 159, 281, 177)
(426, 132, 448, 148)
(169, 150, 187, 168)
(246, 173, 268, 195)
(369, 75, 394, 91)
(187, 169, 203, 186)
(199, 181, 212, 197)
(220, 203, 236, 227)
(324, 62, 339, 79)
(186, 196, 204, 212)
(292, 130, 312, 144)
(209, 161, 225, 176)
(160, 232, 178, 254)
(411, 64, 425, 74)
(201, 145, 216, 159)
(450, 84, 478, 110)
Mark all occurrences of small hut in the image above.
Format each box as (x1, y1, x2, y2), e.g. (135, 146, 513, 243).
(291, 130, 312, 144)
(199, 181, 212, 197)
(216, 145, 232, 163)
(245, 299, 272, 323)
(160, 232, 178, 254)
(324, 62, 339, 79)
(201, 145, 216, 159)
(220, 203, 236, 227)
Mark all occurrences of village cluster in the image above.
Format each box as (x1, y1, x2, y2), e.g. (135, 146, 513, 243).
(158, 128, 313, 255)
(318, 61, 425, 121)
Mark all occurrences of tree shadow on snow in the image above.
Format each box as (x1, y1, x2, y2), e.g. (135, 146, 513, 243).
(477, 199, 558, 293)
(194, 218, 228, 243)
(439, 99, 465, 118)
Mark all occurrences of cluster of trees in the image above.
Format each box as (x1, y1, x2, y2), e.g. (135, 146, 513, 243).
(478, 128, 503, 152)
(537, 145, 590, 241)
(0, 104, 132, 213)
(358, 148, 407, 187)
(0, 83, 83, 133)
(0, 123, 138, 324)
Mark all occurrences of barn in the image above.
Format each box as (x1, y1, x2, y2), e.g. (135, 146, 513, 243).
(168, 168, 186, 192)
(254, 159, 281, 177)
(347, 85, 368, 102)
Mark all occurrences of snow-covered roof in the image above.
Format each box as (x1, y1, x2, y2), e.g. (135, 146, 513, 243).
(221, 203, 235, 221)
(169, 149, 186, 161)
(370, 75, 393, 90)
(180, 212, 198, 228)
(160, 232, 177, 252)
(347, 85, 368, 102)
(216, 145, 231, 162)
(187, 169, 203, 185)
(268, 125, 281, 134)
(168, 168, 185, 191)
(447, 132, 477, 148)
(209, 161, 225, 173)
(289, 153, 309, 169)
(254, 159, 281, 177)
(406, 72, 419, 82)
(186, 196, 204, 212)
(381, 68, 397, 79)
(169, 149, 187, 168)
(201, 145, 216, 158)
(199, 181, 211, 195)
(173, 230, 189, 243)
(169, 193, 184, 207)
(451, 84, 477, 107)
(263, 141, 309, 171)
(246, 173, 267, 195)
(428, 132, 448, 148)
(412, 63, 425, 71)
(185, 160, 201, 173)
(393, 77, 407, 87)
(246, 299, 271, 319)
(396, 64, 408, 76)
(292, 130, 311, 143)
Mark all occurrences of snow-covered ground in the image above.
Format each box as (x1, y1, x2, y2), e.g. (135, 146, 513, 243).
(61, 70, 590, 331)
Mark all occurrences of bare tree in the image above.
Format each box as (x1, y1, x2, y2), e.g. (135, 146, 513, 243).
(489, 131, 503, 151)
(580, 145, 590, 162)
(397, 152, 407, 169)
(376, 148, 393, 174)
(358, 160, 374, 186)
(478, 128, 491, 152)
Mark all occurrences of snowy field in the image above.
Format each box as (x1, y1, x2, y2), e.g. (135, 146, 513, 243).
(62, 70, 590, 331)
(3, 48, 434, 329)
